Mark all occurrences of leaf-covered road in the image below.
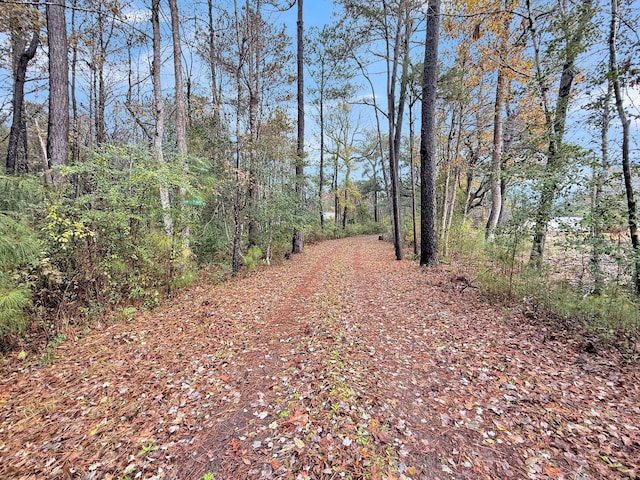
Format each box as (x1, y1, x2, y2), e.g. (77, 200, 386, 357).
(1, 236, 638, 479)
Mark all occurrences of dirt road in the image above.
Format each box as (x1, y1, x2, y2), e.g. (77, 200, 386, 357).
(1, 236, 638, 479)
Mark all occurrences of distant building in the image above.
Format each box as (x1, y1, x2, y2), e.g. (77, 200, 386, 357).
(548, 216, 585, 233)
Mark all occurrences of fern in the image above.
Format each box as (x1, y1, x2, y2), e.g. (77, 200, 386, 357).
(0, 288, 30, 335)
(0, 214, 41, 268)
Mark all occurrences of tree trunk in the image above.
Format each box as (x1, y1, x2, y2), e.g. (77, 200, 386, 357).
(246, 0, 261, 249)
(444, 167, 460, 255)
(6, 30, 38, 175)
(485, 67, 506, 241)
(151, 0, 174, 237)
(232, 0, 244, 277)
(293, 0, 304, 253)
(46, 0, 69, 188)
(319, 92, 325, 227)
(610, 0, 640, 294)
(354, 56, 393, 230)
(529, 0, 593, 267)
(386, 3, 409, 261)
(420, 0, 441, 266)
(70, 0, 80, 170)
(169, 0, 190, 244)
(590, 81, 612, 295)
(169, 0, 187, 156)
(409, 100, 418, 257)
(207, 0, 221, 128)
(95, 6, 106, 145)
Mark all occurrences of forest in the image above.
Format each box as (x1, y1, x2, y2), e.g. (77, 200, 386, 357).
(1, 1, 640, 478)
(1, 0, 639, 351)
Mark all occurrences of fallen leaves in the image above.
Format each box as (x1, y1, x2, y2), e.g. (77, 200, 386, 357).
(0, 236, 638, 479)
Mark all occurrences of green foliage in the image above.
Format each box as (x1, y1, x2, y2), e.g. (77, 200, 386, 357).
(242, 245, 263, 272)
(0, 212, 41, 341)
(137, 440, 159, 456)
(0, 288, 30, 336)
(471, 224, 640, 345)
(47, 333, 67, 348)
(445, 219, 486, 264)
(44, 145, 196, 313)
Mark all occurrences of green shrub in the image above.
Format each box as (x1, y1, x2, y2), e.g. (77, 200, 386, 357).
(43, 145, 196, 313)
(242, 245, 263, 272)
(0, 213, 41, 340)
(471, 226, 640, 345)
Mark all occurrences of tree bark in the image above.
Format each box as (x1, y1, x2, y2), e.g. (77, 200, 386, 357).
(420, 0, 441, 267)
(207, 0, 221, 128)
(169, 0, 187, 156)
(529, 0, 593, 268)
(151, 0, 174, 237)
(409, 98, 418, 257)
(95, 5, 106, 145)
(46, 0, 69, 188)
(485, 67, 506, 241)
(231, 0, 244, 277)
(319, 91, 325, 227)
(6, 30, 39, 175)
(169, 0, 190, 244)
(293, 0, 304, 253)
(385, 1, 408, 261)
(246, 0, 261, 249)
(610, 0, 640, 294)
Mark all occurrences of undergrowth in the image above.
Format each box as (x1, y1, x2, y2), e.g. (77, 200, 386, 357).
(450, 220, 640, 351)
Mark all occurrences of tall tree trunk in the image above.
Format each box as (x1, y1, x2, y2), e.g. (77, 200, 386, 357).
(246, 0, 261, 248)
(207, 0, 221, 128)
(409, 99, 418, 256)
(355, 56, 393, 229)
(610, 0, 640, 294)
(529, 0, 593, 267)
(385, 2, 408, 261)
(6, 30, 38, 175)
(169, 0, 190, 244)
(590, 83, 610, 294)
(420, 0, 440, 267)
(95, 5, 106, 145)
(151, 0, 174, 237)
(231, 0, 244, 276)
(70, 0, 79, 168)
(169, 0, 187, 156)
(319, 91, 325, 227)
(293, 0, 304, 253)
(333, 154, 340, 225)
(486, 4, 513, 238)
(46, 0, 69, 188)
(485, 67, 506, 240)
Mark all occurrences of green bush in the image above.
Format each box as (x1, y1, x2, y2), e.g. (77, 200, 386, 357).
(44, 145, 196, 314)
(470, 226, 640, 346)
(242, 245, 263, 272)
(0, 213, 41, 340)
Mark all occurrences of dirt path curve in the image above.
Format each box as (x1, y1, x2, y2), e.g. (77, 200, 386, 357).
(1, 236, 638, 480)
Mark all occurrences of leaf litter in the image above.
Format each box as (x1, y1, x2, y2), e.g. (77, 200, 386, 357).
(0, 236, 638, 479)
